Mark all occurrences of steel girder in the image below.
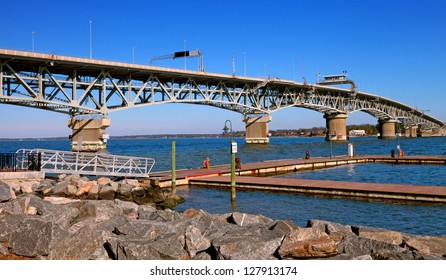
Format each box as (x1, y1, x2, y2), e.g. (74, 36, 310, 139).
(0, 49, 444, 131)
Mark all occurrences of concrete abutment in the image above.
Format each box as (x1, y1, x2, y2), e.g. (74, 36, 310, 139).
(379, 119, 397, 139)
(68, 116, 110, 152)
(243, 115, 271, 144)
(324, 113, 348, 141)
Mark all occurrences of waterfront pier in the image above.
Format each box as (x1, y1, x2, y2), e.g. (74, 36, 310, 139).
(149, 155, 446, 203)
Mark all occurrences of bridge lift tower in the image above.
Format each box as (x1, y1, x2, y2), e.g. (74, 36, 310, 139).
(316, 71, 357, 97)
(149, 50, 204, 72)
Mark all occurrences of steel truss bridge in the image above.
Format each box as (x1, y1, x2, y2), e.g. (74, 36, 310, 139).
(0, 49, 444, 132)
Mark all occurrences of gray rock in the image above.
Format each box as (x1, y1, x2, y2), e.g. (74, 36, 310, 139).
(227, 212, 273, 226)
(0, 200, 22, 215)
(104, 238, 162, 260)
(98, 185, 117, 200)
(117, 183, 133, 200)
(212, 226, 283, 260)
(270, 220, 300, 236)
(52, 181, 71, 197)
(8, 215, 69, 257)
(34, 179, 54, 196)
(185, 224, 211, 258)
(308, 219, 355, 235)
(65, 184, 78, 198)
(337, 234, 412, 260)
(149, 232, 190, 260)
(156, 209, 181, 221)
(48, 226, 111, 260)
(193, 251, 212, 260)
(113, 220, 170, 240)
(0, 181, 14, 202)
(15, 194, 79, 229)
(0, 241, 8, 254)
(404, 236, 446, 259)
(131, 186, 146, 198)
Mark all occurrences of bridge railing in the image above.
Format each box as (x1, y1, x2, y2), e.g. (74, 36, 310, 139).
(15, 149, 155, 178)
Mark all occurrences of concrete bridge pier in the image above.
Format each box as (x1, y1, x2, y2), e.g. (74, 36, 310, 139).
(378, 119, 397, 139)
(324, 113, 348, 141)
(243, 115, 271, 144)
(68, 116, 110, 152)
(405, 125, 418, 138)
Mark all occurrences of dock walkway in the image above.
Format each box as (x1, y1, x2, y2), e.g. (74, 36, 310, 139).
(148, 155, 446, 203)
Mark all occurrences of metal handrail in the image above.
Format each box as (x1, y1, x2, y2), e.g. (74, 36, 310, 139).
(15, 149, 155, 178)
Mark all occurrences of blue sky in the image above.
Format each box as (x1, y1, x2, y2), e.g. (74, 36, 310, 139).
(1, 0, 445, 138)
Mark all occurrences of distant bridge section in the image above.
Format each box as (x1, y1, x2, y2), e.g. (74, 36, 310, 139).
(1, 49, 444, 150)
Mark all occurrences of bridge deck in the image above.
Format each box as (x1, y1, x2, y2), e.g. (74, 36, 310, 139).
(148, 155, 446, 203)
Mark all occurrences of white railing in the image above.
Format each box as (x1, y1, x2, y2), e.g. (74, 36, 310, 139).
(15, 149, 155, 178)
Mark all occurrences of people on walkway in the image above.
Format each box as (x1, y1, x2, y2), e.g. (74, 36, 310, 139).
(235, 157, 242, 169)
(305, 150, 310, 159)
(399, 149, 404, 157)
(391, 149, 395, 158)
(202, 157, 210, 169)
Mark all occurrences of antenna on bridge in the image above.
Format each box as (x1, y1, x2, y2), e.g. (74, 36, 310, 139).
(149, 50, 204, 71)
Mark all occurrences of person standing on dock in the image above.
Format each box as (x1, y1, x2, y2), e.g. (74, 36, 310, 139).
(391, 149, 396, 158)
(305, 150, 310, 159)
(202, 157, 210, 168)
(235, 157, 242, 169)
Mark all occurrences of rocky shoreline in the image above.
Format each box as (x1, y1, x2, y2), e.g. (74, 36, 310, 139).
(1, 177, 445, 260)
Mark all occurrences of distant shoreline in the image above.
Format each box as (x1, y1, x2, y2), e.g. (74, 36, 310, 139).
(0, 134, 379, 142)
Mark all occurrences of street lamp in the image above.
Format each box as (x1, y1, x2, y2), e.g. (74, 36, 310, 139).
(223, 120, 236, 201)
(223, 120, 233, 138)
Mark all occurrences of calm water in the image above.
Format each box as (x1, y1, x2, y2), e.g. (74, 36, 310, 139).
(1, 136, 445, 235)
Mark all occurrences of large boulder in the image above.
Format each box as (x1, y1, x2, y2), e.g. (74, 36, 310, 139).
(351, 225, 406, 246)
(404, 236, 446, 259)
(98, 185, 117, 200)
(48, 226, 112, 260)
(0, 181, 15, 202)
(212, 226, 283, 260)
(75, 181, 96, 197)
(278, 228, 338, 259)
(8, 215, 69, 257)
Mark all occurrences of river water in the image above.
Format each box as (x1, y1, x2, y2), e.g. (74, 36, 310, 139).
(1, 136, 445, 235)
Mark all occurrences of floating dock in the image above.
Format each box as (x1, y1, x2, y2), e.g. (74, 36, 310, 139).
(148, 155, 446, 203)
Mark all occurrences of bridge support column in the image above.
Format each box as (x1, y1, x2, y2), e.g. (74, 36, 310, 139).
(324, 113, 348, 141)
(378, 119, 397, 139)
(68, 116, 110, 152)
(243, 115, 271, 144)
(405, 125, 418, 138)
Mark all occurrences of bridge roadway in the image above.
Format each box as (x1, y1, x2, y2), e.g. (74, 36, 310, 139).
(148, 155, 446, 203)
(1, 49, 445, 151)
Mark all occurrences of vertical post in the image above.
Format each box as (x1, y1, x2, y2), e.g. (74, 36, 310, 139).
(172, 140, 176, 191)
(224, 120, 236, 202)
(230, 140, 236, 201)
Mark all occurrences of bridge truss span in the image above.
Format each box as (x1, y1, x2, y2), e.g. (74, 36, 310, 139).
(0, 49, 444, 133)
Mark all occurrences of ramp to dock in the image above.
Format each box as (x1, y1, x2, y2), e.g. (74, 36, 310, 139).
(15, 149, 155, 178)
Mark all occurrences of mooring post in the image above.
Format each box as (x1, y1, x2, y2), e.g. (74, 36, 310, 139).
(230, 140, 237, 201)
(172, 140, 176, 192)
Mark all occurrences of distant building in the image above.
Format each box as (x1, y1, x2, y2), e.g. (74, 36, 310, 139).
(349, 130, 366, 136)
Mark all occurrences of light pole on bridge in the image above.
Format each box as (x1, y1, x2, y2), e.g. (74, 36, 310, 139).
(89, 20, 93, 59)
